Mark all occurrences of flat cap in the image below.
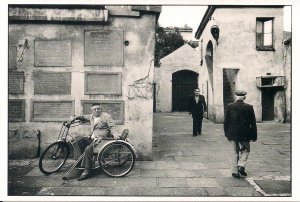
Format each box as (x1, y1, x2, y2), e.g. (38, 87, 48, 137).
(235, 90, 247, 96)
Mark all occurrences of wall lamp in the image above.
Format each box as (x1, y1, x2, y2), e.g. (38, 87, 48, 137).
(210, 25, 220, 45)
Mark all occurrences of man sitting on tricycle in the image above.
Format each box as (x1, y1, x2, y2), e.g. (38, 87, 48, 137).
(71, 103, 116, 181)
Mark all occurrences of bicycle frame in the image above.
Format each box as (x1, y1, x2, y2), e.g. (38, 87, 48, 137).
(56, 121, 83, 149)
(47, 121, 81, 160)
(58, 121, 81, 139)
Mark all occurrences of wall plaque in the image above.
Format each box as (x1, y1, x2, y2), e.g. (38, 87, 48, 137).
(9, 45, 17, 69)
(9, 71, 24, 94)
(9, 99, 25, 122)
(85, 72, 122, 95)
(31, 100, 74, 121)
(34, 40, 72, 67)
(81, 100, 124, 124)
(84, 30, 123, 66)
(33, 71, 71, 94)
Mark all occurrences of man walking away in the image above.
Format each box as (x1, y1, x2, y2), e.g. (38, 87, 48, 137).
(224, 90, 257, 178)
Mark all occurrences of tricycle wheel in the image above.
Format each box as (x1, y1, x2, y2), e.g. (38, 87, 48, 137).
(99, 142, 135, 177)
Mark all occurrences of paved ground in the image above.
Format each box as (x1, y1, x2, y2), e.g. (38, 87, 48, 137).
(7, 112, 291, 197)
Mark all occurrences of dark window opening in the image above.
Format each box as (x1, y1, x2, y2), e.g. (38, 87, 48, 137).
(256, 17, 275, 51)
(261, 78, 273, 86)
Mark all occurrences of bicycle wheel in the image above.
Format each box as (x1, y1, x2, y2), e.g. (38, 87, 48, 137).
(39, 142, 69, 175)
(99, 142, 135, 177)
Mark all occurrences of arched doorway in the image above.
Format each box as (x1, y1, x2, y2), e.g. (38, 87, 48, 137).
(205, 41, 214, 90)
(172, 70, 199, 111)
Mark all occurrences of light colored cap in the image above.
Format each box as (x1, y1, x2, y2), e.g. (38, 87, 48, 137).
(235, 90, 247, 96)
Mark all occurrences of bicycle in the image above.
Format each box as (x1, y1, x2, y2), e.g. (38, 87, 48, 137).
(38, 119, 137, 179)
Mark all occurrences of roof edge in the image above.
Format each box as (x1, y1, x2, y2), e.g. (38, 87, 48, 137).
(195, 5, 285, 39)
(195, 6, 214, 39)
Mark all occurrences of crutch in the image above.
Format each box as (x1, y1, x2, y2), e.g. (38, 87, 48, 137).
(62, 151, 86, 180)
(62, 138, 100, 180)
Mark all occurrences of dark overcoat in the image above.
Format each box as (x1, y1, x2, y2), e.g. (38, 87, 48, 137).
(188, 94, 206, 118)
(224, 100, 257, 142)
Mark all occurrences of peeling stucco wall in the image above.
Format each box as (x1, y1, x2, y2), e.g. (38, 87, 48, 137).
(274, 91, 286, 123)
(198, 7, 285, 123)
(8, 127, 40, 159)
(8, 6, 159, 160)
(283, 40, 291, 123)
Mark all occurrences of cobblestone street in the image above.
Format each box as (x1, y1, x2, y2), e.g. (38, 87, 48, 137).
(8, 112, 291, 197)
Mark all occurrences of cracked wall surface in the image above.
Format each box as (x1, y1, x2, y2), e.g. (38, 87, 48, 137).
(8, 6, 159, 160)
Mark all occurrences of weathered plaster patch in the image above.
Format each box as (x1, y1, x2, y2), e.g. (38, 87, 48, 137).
(126, 32, 143, 53)
(128, 59, 154, 100)
(128, 83, 153, 100)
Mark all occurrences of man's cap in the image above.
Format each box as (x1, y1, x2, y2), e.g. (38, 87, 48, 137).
(235, 90, 247, 96)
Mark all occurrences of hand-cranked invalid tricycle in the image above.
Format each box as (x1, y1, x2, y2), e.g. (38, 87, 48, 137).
(38, 119, 137, 180)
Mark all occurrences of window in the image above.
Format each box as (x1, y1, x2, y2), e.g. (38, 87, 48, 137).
(256, 76, 286, 88)
(256, 18, 275, 51)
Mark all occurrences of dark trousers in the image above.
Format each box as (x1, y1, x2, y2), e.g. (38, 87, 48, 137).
(74, 136, 95, 170)
(192, 116, 203, 135)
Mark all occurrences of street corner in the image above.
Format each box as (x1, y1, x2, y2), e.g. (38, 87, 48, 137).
(246, 175, 291, 196)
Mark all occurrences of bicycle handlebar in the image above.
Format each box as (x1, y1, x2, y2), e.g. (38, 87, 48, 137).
(63, 119, 85, 128)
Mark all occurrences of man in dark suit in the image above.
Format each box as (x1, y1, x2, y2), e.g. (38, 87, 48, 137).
(224, 90, 257, 178)
(188, 88, 207, 136)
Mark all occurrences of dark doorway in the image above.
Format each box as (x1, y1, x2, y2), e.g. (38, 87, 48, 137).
(262, 88, 275, 121)
(172, 70, 199, 111)
(153, 83, 156, 112)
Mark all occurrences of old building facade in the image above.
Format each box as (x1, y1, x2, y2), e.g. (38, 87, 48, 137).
(283, 31, 291, 123)
(8, 5, 161, 159)
(154, 44, 200, 112)
(195, 6, 290, 123)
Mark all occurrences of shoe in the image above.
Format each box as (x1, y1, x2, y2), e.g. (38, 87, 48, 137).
(238, 166, 247, 177)
(193, 134, 197, 137)
(232, 173, 240, 178)
(198, 132, 201, 135)
(77, 171, 91, 181)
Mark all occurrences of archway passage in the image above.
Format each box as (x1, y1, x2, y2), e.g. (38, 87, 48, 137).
(205, 40, 214, 91)
(172, 70, 199, 111)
